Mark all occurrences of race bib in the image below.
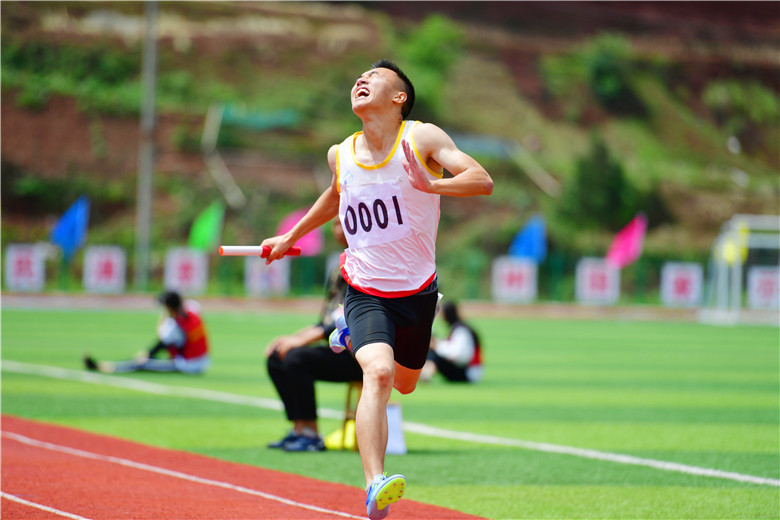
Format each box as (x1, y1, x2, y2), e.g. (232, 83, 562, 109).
(340, 182, 412, 248)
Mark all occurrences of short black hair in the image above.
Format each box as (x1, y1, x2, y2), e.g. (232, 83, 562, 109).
(442, 301, 460, 325)
(158, 291, 183, 312)
(371, 58, 415, 119)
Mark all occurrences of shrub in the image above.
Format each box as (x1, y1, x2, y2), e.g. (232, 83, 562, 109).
(541, 33, 646, 119)
(2, 40, 139, 83)
(556, 134, 641, 231)
(396, 14, 465, 118)
(584, 34, 645, 115)
(2, 39, 142, 114)
(15, 79, 50, 110)
(703, 79, 780, 135)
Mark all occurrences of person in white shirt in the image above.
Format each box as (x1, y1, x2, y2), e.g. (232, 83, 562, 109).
(260, 58, 492, 519)
(84, 292, 210, 374)
(422, 301, 483, 384)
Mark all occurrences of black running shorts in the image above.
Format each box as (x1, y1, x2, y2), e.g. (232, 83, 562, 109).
(344, 280, 439, 370)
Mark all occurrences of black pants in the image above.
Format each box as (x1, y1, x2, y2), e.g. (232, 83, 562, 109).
(267, 345, 363, 422)
(427, 350, 469, 382)
(345, 282, 439, 370)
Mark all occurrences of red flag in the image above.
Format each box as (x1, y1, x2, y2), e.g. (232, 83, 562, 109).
(606, 213, 647, 269)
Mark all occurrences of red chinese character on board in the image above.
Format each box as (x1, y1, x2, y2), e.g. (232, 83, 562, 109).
(589, 271, 607, 292)
(505, 269, 525, 288)
(14, 255, 34, 279)
(673, 276, 691, 298)
(177, 260, 194, 283)
(757, 274, 778, 302)
(97, 257, 114, 281)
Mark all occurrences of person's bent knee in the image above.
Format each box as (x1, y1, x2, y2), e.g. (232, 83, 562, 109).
(284, 347, 308, 369)
(394, 380, 417, 395)
(266, 351, 282, 371)
(393, 363, 422, 395)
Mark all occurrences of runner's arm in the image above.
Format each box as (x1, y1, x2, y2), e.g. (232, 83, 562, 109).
(402, 123, 493, 197)
(260, 146, 340, 263)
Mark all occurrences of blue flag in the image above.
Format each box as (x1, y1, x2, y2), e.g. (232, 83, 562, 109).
(509, 214, 546, 263)
(50, 196, 90, 261)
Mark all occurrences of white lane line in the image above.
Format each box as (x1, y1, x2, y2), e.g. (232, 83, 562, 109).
(4, 360, 779, 487)
(1, 491, 94, 520)
(403, 422, 780, 487)
(1, 360, 287, 413)
(2, 432, 364, 520)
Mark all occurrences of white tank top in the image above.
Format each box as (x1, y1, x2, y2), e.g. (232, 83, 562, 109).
(336, 120, 442, 296)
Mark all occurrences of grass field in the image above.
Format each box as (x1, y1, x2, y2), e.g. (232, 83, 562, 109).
(2, 304, 778, 519)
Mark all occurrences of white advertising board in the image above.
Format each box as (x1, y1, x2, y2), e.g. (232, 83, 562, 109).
(245, 256, 291, 297)
(83, 246, 126, 293)
(575, 257, 619, 305)
(747, 266, 780, 310)
(164, 248, 209, 295)
(660, 262, 703, 307)
(491, 256, 537, 303)
(4, 244, 45, 292)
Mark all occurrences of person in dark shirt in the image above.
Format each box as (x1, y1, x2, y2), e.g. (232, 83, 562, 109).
(265, 219, 362, 452)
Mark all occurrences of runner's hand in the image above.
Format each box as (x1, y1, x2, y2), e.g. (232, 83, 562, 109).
(402, 140, 433, 193)
(260, 235, 294, 265)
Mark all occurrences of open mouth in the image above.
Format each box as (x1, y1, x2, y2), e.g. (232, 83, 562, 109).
(355, 87, 370, 98)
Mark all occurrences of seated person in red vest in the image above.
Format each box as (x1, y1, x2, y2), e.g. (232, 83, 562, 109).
(84, 291, 210, 374)
(421, 301, 482, 384)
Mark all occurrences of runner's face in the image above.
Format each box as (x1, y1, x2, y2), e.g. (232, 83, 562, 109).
(351, 68, 404, 114)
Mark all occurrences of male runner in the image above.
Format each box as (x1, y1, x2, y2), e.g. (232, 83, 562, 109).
(261, 59, 492, 519)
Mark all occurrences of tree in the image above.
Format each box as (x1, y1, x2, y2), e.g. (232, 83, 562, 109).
(557, 134, 640, 231)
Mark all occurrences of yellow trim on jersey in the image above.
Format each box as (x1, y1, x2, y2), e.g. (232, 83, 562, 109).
(410, 121, 444, 179)
(351, 121, 407, 170)
(335, 146, 341, 193)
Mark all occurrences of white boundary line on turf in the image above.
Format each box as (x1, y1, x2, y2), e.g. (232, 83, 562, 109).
(401, 423, 780, 487)
(2, 432, 364, 520)
(1, 359, 287, 413)
(4, 360, 779, 488)
(1, 491, 94, 520)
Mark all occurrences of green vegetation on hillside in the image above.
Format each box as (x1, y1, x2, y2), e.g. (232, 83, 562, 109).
(2, 2, 778, 300)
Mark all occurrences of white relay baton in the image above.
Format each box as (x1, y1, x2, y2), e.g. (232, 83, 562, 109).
(218, 245, 302, 258)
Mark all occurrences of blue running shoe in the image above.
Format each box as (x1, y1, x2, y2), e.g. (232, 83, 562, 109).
(366, 473, 405, 520)
(329, 314, 352, 353)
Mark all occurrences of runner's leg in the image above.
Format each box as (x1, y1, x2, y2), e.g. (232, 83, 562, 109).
(354, 342, 394, 485)
(393, 363, 422, 394)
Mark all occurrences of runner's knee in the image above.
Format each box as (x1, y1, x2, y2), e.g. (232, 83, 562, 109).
(363, 361, 394, 389)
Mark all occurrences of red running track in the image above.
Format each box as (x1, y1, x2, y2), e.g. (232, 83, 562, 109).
(1, 415, 486, 520)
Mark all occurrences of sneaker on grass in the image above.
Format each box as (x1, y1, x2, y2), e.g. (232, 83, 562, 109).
(283, 434, 326, 452)
(267, 431, 300, 449)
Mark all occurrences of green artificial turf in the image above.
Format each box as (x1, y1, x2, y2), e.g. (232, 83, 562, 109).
(2, 307, 778, 519)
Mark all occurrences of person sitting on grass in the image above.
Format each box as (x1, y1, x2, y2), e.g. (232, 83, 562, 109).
(84, 291, 210, 375)
(421, 301, 483, 384)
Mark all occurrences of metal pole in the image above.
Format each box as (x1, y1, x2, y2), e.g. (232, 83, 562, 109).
(134, 1, 158, 291)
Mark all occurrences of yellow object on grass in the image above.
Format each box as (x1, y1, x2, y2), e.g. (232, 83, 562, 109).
(324, 419, 357, 451)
